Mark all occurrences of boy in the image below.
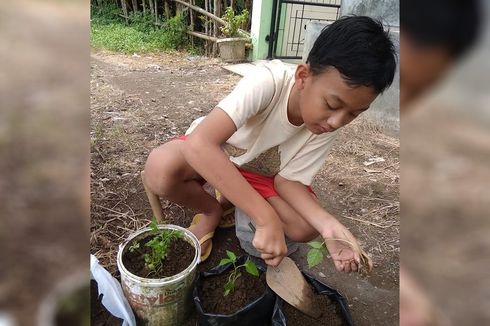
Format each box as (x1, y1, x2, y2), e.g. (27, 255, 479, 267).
(144, 16, 396, 272)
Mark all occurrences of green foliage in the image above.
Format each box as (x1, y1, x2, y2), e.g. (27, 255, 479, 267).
(220, 7, 249, 37)
(129, 217, 184, 272)
(307, 241, 329, 268)
(91, 1, 123, 25)
(218, 250, 259, 296)
(91, 2, 189, 53)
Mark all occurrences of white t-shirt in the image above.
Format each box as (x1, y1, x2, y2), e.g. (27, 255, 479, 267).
(186, 60, 338, 186)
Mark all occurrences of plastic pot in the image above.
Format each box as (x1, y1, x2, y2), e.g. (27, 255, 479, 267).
(271, 272, 354, 326)
(117, 224, 200, 326)
(216, 38, 248, 63)
(193, 255, 276, 326)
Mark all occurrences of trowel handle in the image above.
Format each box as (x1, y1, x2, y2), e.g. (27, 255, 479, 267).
(248, 222, 256, 232)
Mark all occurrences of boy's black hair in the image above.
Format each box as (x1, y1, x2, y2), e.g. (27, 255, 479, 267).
(401, 0, 481, 58)
(306, 16, 397, 94)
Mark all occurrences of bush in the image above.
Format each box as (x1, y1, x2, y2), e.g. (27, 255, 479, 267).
(91, 3, 189, 53)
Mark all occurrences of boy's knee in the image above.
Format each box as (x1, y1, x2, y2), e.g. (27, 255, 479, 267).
(144, 147, 179, 196)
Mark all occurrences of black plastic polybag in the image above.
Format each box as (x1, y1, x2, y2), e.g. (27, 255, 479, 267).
(193, 255, 276, 326)
(271, 272, 354, 326)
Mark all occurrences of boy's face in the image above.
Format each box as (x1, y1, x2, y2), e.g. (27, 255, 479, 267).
(295, 65, 378, 134)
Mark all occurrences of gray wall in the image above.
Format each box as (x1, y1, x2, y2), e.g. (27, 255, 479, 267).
(302, 0, 400, 135)
(340, 0, 399, 27)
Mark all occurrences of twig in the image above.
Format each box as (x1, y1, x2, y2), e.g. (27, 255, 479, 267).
(343, 216, 394, 228)
(95, 204, 129, 217)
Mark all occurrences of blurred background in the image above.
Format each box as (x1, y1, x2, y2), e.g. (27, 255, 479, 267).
(0, 0, 89, 325)
(400, 0, 489, 324)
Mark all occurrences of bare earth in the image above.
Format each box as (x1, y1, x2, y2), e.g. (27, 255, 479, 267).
(90, 50, 400, 325)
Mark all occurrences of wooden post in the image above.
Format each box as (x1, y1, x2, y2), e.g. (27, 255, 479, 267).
(213, 0, 218, 56)
(205, 0, 209, 56)
(164, 0, 170, 20)
(121, 0, 129, 23)
(154, 0, 158, 23)
(190, 0, 195, 47)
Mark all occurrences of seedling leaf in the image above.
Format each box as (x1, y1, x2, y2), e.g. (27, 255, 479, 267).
(226, 250, 237, 262)
(219, 258, 232, 266)
(244, 259, 259, 277)
(224, 281, 234, 296)
(308, 241, 324, 249)
(149, 216, 159, 234)
(307, 248, 324, 268)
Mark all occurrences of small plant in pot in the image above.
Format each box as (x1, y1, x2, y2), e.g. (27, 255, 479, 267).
(216, 7, 250, 62)
(193, 251, 276, 326)
(117, 217, 201, 326)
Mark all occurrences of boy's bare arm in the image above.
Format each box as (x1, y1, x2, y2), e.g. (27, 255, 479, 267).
(274, 174, 373, 272)
(181, 108, 287, 266)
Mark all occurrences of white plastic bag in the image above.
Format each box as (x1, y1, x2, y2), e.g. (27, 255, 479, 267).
(90, 255, 136, 326)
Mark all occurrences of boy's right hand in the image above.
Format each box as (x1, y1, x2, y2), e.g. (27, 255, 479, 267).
(252, 217, 287, 267)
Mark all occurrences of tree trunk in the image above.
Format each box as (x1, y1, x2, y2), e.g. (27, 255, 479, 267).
(142, 0, 146, 14)
(132, 0, 137, 13)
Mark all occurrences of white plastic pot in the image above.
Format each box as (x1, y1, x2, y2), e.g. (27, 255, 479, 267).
(117, 224, 200, 326)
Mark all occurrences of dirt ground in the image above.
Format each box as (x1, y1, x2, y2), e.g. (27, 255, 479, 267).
(90, 50, 400, 325)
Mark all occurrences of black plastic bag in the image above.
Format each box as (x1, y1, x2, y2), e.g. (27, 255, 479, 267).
(193, 255, 276, 326)
(271, 272, 354, 326)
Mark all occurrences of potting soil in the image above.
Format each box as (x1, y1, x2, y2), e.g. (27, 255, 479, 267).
(122, 236, 194, 278)
(282, 295, 345, 326)
(200, 270, 267, 315)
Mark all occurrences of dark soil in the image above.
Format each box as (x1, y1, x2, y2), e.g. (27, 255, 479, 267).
(200, 270, 267, 315)
(283, 295, 345, 326)
(122, 235, 194, 278)
(91, 280, 124, 326)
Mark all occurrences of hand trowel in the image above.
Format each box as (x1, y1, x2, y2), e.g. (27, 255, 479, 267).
(248, 223, 322, 318)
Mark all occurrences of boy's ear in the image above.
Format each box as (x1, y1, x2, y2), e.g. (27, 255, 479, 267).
(295, 64, 310, 90)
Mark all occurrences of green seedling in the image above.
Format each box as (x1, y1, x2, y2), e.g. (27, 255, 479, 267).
(128, 217, 183, 273)
(218, 250, 259, 296)
(306, 241, 330, 268)
(307, 235, 370, 273)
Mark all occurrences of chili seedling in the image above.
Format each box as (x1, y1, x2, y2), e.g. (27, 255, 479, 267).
(218, 250, 259, 296)
(307, 235, 371, 273)
(128, 217, 183, 273)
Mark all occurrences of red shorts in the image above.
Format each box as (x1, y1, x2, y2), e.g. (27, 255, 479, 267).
(172, 135, 315, 198)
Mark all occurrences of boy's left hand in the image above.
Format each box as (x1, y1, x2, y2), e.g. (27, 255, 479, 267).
(321, 218, 373, 273)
